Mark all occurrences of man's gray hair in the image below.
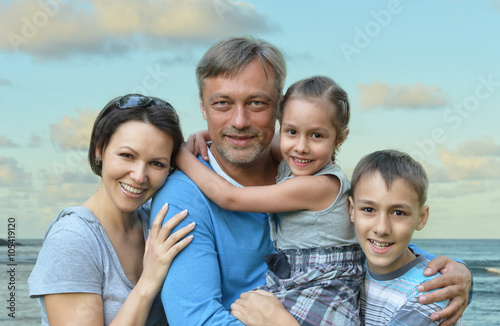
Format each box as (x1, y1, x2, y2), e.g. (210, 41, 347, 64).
(196, 36, 287, 105)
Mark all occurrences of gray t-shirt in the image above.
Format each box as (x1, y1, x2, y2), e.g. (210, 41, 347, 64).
(28, 203, 166, 326)
(272, 161, 358, 249)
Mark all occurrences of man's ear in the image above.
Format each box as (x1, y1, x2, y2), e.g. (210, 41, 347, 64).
(200, 96, 207, 121)
(348, 196, 355, 222)
(416, 205, 430, 231)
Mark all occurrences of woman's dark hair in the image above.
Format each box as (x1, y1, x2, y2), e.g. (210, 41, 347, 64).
(88, 94, 184, 176)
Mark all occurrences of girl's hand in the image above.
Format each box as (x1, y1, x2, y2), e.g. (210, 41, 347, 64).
(139, 203, 194, 296)
(230, 290, 299, 326)
(184, 130, 211, 161)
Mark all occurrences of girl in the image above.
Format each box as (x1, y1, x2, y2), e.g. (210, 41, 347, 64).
(176, 76, 363, 325)
(29, 94, 195, 326)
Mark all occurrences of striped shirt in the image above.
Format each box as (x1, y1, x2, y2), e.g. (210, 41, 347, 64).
(361, 254, 462, 326)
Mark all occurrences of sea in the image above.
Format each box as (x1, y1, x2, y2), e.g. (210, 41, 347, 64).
(1, 238, 499, 325)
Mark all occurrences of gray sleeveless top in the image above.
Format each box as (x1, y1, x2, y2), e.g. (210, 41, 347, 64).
(271, 161, 358, 250)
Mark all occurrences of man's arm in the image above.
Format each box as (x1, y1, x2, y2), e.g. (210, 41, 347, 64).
(409, 243, 472, 326)
(151, 173, 243, 326)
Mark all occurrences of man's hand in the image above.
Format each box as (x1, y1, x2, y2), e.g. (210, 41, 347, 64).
(230, 290, 299, 326)
(417, 256, 472, 326)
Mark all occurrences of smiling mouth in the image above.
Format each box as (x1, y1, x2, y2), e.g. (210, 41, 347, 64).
(293, 157, 312, 164)
(370, 239, 393, 249)
(120, 182, 146, 195)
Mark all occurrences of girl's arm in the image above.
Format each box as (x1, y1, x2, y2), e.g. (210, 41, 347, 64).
(44, 206, 195, 326)
(176, 146, 339, 213)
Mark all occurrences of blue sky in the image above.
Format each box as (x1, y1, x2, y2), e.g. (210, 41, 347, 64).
(1, 0, 499, 239)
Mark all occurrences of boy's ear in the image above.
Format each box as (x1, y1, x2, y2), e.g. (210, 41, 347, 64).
(416, 205, 430, 231)
(348, 196, 355, 222)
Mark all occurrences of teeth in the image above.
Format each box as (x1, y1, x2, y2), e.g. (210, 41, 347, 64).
(370, 240, 392, 249)
(294, 158, 311, 164)
(121, 183, 145, 194)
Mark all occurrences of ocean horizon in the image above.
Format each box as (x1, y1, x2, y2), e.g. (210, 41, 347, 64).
(1, 238, 499, 325)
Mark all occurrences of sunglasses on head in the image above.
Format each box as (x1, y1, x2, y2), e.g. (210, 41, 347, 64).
(115, 94, 174, 110)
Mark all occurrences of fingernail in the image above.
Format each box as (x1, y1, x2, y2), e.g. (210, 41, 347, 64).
(430, 313, 439, 321)
(162, 203, 169, 210)
(424, 268, 433, 275)
(417, 285, 424, 292)
(419, 295, 427, 303)
(188, 222, 195, 228)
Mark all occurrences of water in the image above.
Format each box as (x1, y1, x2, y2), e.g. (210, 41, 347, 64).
(1, 239, 499, 325)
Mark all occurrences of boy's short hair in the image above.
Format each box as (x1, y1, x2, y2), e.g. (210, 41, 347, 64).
(350, 150, 429, 206)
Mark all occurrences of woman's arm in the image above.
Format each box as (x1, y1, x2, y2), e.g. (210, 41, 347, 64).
(176, 146, 340, 213)
(231, 290, 300, 326)
(44, 205, 195, 326)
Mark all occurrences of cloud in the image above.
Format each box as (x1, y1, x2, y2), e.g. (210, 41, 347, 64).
(493, 0, 500, 11)
(358, 82, 450, 110)
(453, 135, 500, 156)
(0, 0, 274, 59)
(431, 180, 497, 198)
(50, 108, 98, 150)
(0, 136, 19, 147)
(0, 156, 31, 187)
(0, 77, 12, 87)
(28, 134, 43, 147)
(437, 136, 500, 181)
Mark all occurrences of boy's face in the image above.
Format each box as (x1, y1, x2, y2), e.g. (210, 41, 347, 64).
(349, 171, 429, 274)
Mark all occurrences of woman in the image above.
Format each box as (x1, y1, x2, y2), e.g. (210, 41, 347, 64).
(29, 94, 194, 325)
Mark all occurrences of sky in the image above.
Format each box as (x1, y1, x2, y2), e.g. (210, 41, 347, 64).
(1, 0, 499, 239)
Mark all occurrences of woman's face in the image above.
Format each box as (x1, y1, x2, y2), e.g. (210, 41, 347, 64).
(98, 120, 174, 213)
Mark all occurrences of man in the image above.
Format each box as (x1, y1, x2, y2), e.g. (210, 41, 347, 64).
(151, 36, 471, 326)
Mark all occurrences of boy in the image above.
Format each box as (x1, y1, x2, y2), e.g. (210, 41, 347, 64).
(348, 150, 462, 325)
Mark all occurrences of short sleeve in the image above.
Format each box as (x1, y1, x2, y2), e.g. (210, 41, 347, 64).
(389, 298, 450, 326)
(29, 224, 103, 297)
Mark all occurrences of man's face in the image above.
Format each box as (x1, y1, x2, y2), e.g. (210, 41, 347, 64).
(200, 58, 278, 166)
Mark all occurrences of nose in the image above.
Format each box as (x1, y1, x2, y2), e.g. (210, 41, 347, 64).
(373, 213, 391, 236)
(231, 105, 251, 129)
(130, 162, 147, 184)
(294, 136, 309, 154)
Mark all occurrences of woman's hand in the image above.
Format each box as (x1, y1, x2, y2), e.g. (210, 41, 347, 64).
(184, 130, 211, 161)
(418, 256, 472, 326)
(139, 203, 194, 296)
(231, 290, 299, 326)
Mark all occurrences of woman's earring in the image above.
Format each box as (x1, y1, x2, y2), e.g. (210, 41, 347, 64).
(95, 157, 101, 165)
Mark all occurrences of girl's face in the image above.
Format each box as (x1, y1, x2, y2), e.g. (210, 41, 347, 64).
(280, 98, 340, 176)
(98, 120, 174, 213)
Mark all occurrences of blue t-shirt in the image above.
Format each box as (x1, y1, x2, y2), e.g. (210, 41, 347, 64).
(151, 153, 274, 325)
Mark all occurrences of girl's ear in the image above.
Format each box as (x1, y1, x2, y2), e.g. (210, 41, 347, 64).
(336, 129, 349, 149)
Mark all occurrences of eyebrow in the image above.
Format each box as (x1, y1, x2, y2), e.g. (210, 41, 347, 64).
(119, 146, 170, 163)
(356, 199, 413, 210)
(208, 92, 273, 102)
(281, 121, 330, 134)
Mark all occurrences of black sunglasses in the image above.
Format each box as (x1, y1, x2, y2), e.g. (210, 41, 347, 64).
(115, 94, 174, 110)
